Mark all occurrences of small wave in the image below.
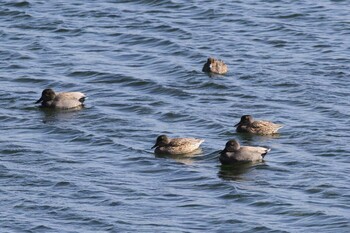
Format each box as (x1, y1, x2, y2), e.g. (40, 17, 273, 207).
(3, 1, 30, 7)
(28, 225, 54, 233)
(275, 13, 306, 19)
(53, 181, 75, 187)
(53, 27, 84, 36)
(68, 70, 112, 78)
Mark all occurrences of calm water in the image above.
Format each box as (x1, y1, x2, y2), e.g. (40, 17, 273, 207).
(1, 0, 350, 232)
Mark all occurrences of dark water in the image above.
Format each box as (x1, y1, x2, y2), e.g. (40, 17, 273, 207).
(1, 0, 350, 232)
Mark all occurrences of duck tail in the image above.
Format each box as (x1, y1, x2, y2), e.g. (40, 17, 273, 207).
(262, 148, 271, 158)
(79, 97, 86, 103)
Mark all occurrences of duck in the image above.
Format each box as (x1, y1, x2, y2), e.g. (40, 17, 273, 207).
(219, 139, 270, 165)
(36, 88, 86, 109)
(202, 57, 228, 75)
(152, 135, 204, 155)
(235, 115, 283, 135)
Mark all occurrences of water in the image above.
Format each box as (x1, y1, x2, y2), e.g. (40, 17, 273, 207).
(1, 0, 349, 232)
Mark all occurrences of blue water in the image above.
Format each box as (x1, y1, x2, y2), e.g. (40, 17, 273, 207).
(1, 0, 349, 232)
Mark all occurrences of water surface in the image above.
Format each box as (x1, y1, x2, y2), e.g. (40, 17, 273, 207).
(0, 0, 349, 232)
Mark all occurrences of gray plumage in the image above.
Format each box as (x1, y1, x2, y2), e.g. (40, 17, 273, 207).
(36, 88, 86, 109)
(152, 135, 204, 155)
(219, 139, 270, 165)
(235, 115, 283, 135)
(202, 57, 228, 75)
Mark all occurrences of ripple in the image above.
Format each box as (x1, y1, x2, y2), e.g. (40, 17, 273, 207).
(3, 1, 30, 7)
(1, 0, 350, 232)
(0, 8, 32, 19)
(276, 13, 306, 19)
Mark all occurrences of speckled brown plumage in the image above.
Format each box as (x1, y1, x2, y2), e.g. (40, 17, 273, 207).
(202, 57, 228, 75)
(235, 115, 283, 135)
(152, 135, 204, 155)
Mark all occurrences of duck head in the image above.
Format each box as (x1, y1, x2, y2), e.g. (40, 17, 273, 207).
(36, 88, 56, 104)
(151, 135, 170, 149)
(234, 115, 253, 127)
(225, 139, 241, 152)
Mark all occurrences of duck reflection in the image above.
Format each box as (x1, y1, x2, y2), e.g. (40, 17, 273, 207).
(237, 132, 281, 142)
(218, 161, 266, 181)
(39, 107, 85, 123)
(154, 148, 203, 165)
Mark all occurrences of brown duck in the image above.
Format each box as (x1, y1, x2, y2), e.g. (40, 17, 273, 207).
(152, 135, 204, 155)
(202, 57, 228, 75)
(235, 115, 283, 135)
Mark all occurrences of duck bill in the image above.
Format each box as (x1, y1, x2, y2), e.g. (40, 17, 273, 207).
(234, 122, 241, 127)
(151, 144, 157, 149)
(35, 97, 43, 104)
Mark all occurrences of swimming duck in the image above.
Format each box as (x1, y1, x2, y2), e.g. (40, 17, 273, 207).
(219, 139, 270, 165)
(36, 88, 86, 109)
(202, 57, 228, 75)
(152, 135, 204, 155)
(235, 115, 283, 135)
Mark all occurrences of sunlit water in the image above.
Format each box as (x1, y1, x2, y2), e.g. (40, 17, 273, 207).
(1, 0, 349, 232)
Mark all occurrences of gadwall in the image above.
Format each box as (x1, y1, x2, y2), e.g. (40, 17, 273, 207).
(152, 135, 204, 155)
(235, 115, 283, 135)
(36, 88, 86, 109)
(202, 57, 228, 75)
(219, 139, 270, 165)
